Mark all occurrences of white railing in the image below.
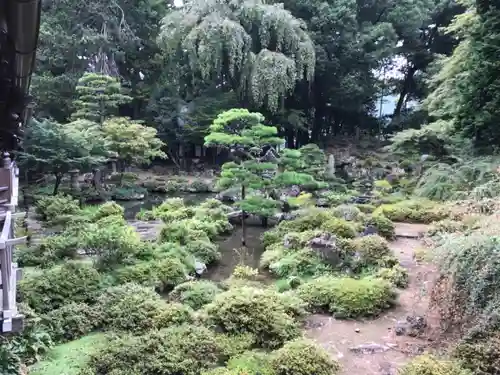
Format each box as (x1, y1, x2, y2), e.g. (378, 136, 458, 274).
(0, 153, 26, 333)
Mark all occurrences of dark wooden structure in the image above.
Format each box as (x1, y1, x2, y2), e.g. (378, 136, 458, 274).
(0, 0, 41, 333)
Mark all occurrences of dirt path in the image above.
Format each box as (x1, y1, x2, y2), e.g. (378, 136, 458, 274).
(304, 223, 439, 375)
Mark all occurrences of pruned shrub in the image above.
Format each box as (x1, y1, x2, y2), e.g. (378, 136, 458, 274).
(92, 201, 124, 220)
(453, 327, 500, 375)
(296, 276, 396, 318)
(226, 350, 274, 375)
(375, 265, 409, 288)
(399, 354, 471, 375)
(170, 280, 222, 310)
(19, 261, 103, 313)
(83, 325, 225, 375)
(80, 219, 142, 271)
(351, 235, 392, 267)
(431, 234, 500, 331)
(373, 200, 448, 224)
(331, 204, 362, 222)
(17, 234, 80, 267)
(96, 283, 191, 333)
(43, 302, 99, 343)
(203, 286, 305, 348)
(364, 214, 395, 239)
(320, 218, 357, 238)
(270, 339, 341, 375)
(185, 240, 221, 264)
(35, 194, 80, 223)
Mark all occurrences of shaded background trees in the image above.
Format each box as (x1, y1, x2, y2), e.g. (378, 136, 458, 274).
(29, 0, 498, 162)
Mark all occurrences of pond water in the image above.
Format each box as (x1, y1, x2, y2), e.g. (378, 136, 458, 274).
(119, 193, 270, 281)
(118, 192, 215, 219)
(206, 226, 268, 281)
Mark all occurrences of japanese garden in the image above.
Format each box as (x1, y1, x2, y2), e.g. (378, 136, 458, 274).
(2, 0, 500, 375)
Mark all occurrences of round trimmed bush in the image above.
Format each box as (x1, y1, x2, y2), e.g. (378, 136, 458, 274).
(320, 218, 357, 238)
(92, 201, 124, 220)
(270, 339, 341, 375)
(185, 240, 221, 264)
(203, 287, 304, 348)
(96, 283, 189, 333)
(19, 261, 103, 313)
(43, 302, 99, 343)
(84, 324, 225, 375)
(364, 214, 395, 239)
(331, 204, 362, 221)
(226, 350, 274, 375)
(296, 276, 396, 318)
(375, 265, 409, 288)
(399, 354, 471, 375)
(113, 257, 187, 292)
(154, 302, 195, 327)
(170, 280, 222, 309)
(351, 234, 392, 267)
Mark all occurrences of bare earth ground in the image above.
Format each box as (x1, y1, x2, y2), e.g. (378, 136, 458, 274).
(304, 223, 441, 375)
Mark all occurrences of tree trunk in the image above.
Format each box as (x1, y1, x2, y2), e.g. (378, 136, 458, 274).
(241, 184, 246, 247)
(393, 65, 417, 120)
(53, 174, 62, 195)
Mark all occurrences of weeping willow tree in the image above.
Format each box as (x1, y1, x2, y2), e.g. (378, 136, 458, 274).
(157, 0, 315, 112)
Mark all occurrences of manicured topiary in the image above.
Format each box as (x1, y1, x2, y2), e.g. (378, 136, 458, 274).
(364, 214, 395, 239)
(399, 354, 471, 375)
(374, 265, 409, 288)
(92, 201, 124, 220)
(351, 234, 392, 267)
(19, 261, 103, 313)
(96, 283, 187, 333)
(170, 280, 222, 310)
(83, 324, 224, 375)
(320, 218, 357, 238)
(270, 339, 341, 375)
(296, 276, 396, 318)
(43, 302, 99, 343)
(203, 286, 305, 348)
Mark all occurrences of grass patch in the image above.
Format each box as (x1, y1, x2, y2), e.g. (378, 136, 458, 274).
(29, 333, 108, 375)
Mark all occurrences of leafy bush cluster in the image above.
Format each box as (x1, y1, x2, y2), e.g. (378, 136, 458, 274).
(203, 286, 306, 348)
(373, 199, 449, 224)
(296, 276, 396, 318)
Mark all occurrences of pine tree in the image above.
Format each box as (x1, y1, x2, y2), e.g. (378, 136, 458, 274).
(72, 73, 132, 123)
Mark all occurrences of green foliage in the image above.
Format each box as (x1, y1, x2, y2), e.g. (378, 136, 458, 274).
(364, 214, 396, 239)
(102, 116, 167, 167)
(203, 286, 305, 348)
(296, 276, 396, 318)
(270, 339, 341, 375)
(72, 73, 132, 122)
(19, 261, 103, 313)
(19, 119, 108, 194)
(399, 355, 471, 375)
(432, 233, 500, 330)
(35, 194, 80, 222)
(95, 283, 193, 333)
(112, 257, 187, 292)
(170, 280, 222, 310)
(453, 332, 500, 375)
(92, 201, 124, 220)
(158, 1, 314, 113)
(0, 303, 53, 371)
(320, 218, 357, 238)
(80, 218, 142, 271)
(83, 325, 225, 375)
(375, 265, 409, 288)
(43, 302, 99, 343)
(373, 200, 447, 224)
(414, 161, 498, 201)
(351, 235, 393, 267)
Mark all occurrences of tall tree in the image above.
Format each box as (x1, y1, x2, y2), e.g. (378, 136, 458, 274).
(18, 119, 108, 194)
(157, 0, 315, 113)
